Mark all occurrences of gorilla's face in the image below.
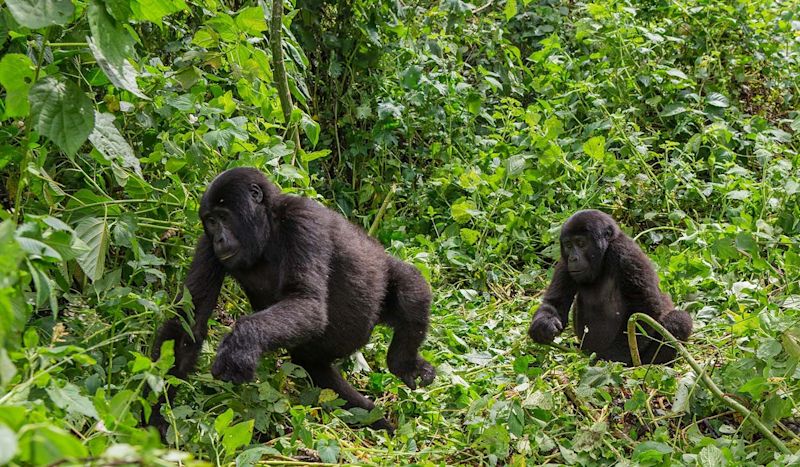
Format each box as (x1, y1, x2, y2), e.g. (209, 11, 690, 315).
(200, 175, 269, 270)
(561, 233, 605, 284)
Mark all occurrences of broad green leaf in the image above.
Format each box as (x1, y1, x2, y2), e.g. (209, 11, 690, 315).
(29, 77, 95, 156)
(235, 6, 266, 35)
(706, 92, 730, 108)
(660, 104, 687, 117)
(0, 348, 17, 386)
(46, 382, 99, 419)
(131, 0, 187, 25)
(0, 54, 35, 118)
(236, 446, 280, 467)
(0, 424, 18, 465)
(665, 68, 688, 80)
(315, 439, 340, 464)
(460, 228, 479, 245)
(18, 425, 87, 465)
(300, 114, 320, 148)
(15, 237, 61, 260)
(300, 149, 331, 163)
(451, 200, 481, 224)
(87, 0, 147, 99)
(401, 65, 422, 89)
(204, 117, 248, 150)
(6, 0, 73, 29)
(697, 446, 725, 467)
(582, 136, 606, 160)
(214, 408, 234, 433)
(504, 0, 517, 20)
(74, 217, 109, 281)
(89, 112, 141, 175)
(222, 419, 254, 454)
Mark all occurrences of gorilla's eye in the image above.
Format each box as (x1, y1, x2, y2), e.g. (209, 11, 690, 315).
(575, 238, 586, 248)
(206, 217, 217, 227)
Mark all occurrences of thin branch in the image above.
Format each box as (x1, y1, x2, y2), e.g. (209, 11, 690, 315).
(627, 313, 793, 456)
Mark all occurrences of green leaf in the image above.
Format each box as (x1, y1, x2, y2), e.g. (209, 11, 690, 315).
(0, 54, 35, 118)
(315, 439, 340, 464)
(5, 0, 73, 29)
(401, 65, 422, 89)
(74, 217, 109, 281)
(130, 0, 187, 25)
(46, 382, 99, 419)
(223, 419, 254, 454)
(236, 446, 280, 467)
(18, 425, 87, 465)
(89, 112, 141, 175)
(235, 6, 266, 35)
(504, 0, 517, 20)
(0, 424, 18, 465)
(706, 92, 729, 108)
(451, 199, 481, 224)
(29, 77, 95, 156)
(660, 104, 687, 117)
(215, 408, 234, 433)
(87, 0, 147, 99)
(697, 446, 725, 467)
(582, 136, 606, 160)
(460, 228, 479, 245)
(300, 149, 331, 163)
(300, 114, 320, 148)
(0, 348, 17, 387)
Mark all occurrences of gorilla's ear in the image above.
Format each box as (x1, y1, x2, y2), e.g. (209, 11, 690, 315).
(249, 183, 264, 203)
(603, 225, 615, 239)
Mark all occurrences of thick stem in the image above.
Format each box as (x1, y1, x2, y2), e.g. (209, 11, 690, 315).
(265, 0, 301, 157)
(627, 313, 792, 455)
(368, 185, 396, 237)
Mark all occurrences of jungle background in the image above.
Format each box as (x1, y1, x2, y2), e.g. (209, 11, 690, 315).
(0, 0, 799, 464)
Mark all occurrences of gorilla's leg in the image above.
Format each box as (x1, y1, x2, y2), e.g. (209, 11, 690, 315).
(382, 260, 436, 390)
(300, 362, 394, 432)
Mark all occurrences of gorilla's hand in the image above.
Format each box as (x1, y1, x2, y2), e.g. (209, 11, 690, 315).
(528, 305, 563, 344)
(211, 332, 260, 383)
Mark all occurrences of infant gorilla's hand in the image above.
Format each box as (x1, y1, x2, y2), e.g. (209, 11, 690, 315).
(211, 332, 260, 383)
(528, 306, 563, 344)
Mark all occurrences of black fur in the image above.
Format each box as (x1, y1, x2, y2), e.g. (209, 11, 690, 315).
(528, 210, 693, 365)
(151, 167, 435, 437)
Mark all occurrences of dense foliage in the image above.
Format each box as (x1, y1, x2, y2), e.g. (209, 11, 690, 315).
(1, 0, 799, 464)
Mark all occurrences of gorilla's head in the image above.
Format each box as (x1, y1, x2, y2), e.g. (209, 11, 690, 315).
(559, 210, 619, 283)
(199, 167, 278, 269)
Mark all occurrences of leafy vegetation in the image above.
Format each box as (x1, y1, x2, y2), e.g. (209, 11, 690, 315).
(1, 0, 799, 464)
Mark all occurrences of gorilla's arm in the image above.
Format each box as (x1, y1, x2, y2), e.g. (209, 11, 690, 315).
(153, 234, 225, 377)
(528, 261, 577, 344)
(211, 200, 332, 383)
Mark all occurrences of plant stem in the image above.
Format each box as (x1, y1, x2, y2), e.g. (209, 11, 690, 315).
(368, 185, 396, 237)
(627, 313, 792, 455)
(265, 0, 301, 158)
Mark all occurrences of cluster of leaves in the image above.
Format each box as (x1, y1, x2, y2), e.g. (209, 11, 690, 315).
(0, 0, 799, 464)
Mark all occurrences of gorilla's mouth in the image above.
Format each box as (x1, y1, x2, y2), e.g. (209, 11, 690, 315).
(218, 250, 239, 260)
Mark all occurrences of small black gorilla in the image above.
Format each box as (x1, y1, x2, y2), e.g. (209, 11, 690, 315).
(528, 210, 692, 365)
(151, 167, 435, 434)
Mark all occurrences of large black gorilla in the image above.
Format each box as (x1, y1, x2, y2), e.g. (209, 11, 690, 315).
(151, 167, 435, 435)
(528, 210, 693, 365)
